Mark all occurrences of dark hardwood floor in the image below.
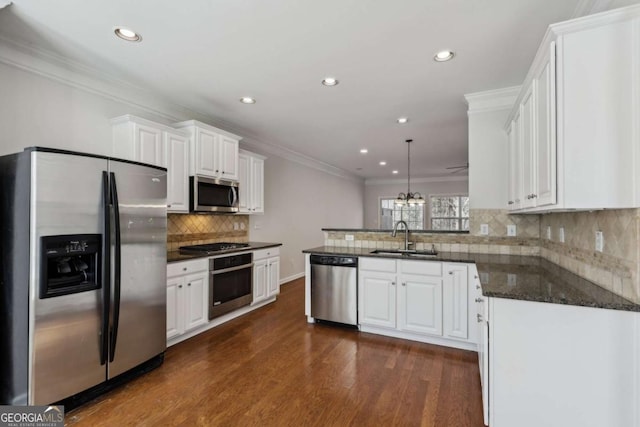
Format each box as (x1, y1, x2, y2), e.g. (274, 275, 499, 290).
(66, 278, 484, 426)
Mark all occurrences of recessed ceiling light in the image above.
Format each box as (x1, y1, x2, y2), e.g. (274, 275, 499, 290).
(434, 50, 455, 62)
(392, 170, 398, 174)
(114, 27, 142, 42)
(360, 148, 368, 154)
(379, 161, 387, 166)
(397, 117, 409, 124)
(240, 97, 256, 104)
(322, 77, 339, 86)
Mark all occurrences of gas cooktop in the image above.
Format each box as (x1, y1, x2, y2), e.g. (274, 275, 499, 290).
(179, 242, 250, 254)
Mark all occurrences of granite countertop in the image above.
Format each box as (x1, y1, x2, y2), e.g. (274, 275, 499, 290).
(302, 246, 640, 312)
(168, 242, 282, 263)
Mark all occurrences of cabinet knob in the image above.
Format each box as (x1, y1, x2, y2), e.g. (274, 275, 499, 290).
(476, 285, 481, 290)
(216, 169, 219, 173)
(448, 271, 454, 275)
(188, 283, 191, 286)
(391, 281, 396, 286)
(167, 204, 172, 208)
(178, 285, 183, 288)
(475, 298, 484, 303)
(402, 282, 406, 286)
(183, 267, 187, 271)
(477, 314, 483, 323)
(474, 275, 478, 279)
(508, 201, 514, 205)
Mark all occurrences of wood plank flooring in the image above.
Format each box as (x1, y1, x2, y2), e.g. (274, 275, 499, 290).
(66, 278, 484, 426)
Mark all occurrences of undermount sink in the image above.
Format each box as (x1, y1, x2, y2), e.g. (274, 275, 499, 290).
(370, 249, 438, 257)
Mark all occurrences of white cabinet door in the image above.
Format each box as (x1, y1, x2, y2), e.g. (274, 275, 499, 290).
(218, 135, 239, 180)
(166, 131, 189, 213)
(267, 257, 280, 297)
(184, 271, 208, 332)
(238, 153, 250, 213)
(520, 85, 536, 209)
(359, 271, 397, 329)
(166, 277, 183, 340)
(509, 113, 522, 210)
(251, 156, 264, 213)
(443, 263, 468, 340)
(195, 128, 218, 176)
(253, 259, 267, 303)
(398, 273, 442, 336)
(534, 42, 557, 207)
(134, 123, 165, 167)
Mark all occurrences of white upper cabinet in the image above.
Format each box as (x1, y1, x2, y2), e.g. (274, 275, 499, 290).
(111, 115, 190, 212)
(174, 120, 241, 181)
(112, 115, 166, 167)
(506, 6, 640, 211)
(238, 149, 265, 214)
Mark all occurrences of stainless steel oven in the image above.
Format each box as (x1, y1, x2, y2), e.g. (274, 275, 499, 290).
(209, 253, 253, 319)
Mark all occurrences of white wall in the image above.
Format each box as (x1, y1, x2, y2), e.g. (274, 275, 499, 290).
(247, 152, 364, 282)
(363, 178, 468, 229)
(465, 87, 520, 209)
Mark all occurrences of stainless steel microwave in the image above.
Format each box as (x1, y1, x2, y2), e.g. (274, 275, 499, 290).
(189, 175, 239, 213)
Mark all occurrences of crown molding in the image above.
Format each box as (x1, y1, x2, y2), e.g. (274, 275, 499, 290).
(464, 86, 520, 114)
(365, 175, 468, 186)
(555, 3, 640, 35)
(0, 1, 12, 9)
(240, 139, 363, 183)
(0, 32, 363, 183)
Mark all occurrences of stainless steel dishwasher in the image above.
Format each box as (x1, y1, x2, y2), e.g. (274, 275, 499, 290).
(310, 255, 358, 326)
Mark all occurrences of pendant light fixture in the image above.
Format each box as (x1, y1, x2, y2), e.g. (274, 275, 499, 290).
(395, 139, 425, 206)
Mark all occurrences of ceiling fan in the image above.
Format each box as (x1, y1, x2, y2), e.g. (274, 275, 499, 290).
(446, 162, 469, 173)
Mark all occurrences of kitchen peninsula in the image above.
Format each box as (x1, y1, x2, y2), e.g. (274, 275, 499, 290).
(303, 227, 640, 427)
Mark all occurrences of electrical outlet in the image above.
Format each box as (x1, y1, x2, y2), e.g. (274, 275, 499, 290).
(507, 225, 517, 236)
(595, 231, 604, 252)
(507, 274, 517, 286)
(254, 221, 262, 230)
(559, 227, 565, 243)
(480, 224, 489, 235)
(345, 234, 354, 241)
(480, 272, 489, 283)
(546, 226, 551, 240)
(240, 222, 246, 230)
(233, 222, 239, 230)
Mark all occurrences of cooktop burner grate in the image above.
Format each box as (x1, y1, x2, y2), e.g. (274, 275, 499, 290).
(179, 242, 250, 254)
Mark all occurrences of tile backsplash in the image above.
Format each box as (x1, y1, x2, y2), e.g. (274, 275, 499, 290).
(324, 208, 640, 303)
(167, 214, 249, 251)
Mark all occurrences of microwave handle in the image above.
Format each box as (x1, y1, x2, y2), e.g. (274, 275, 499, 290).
(230, 186, 238, 207)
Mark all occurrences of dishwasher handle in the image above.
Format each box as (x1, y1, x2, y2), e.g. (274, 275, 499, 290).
(309, 255, 358, 268)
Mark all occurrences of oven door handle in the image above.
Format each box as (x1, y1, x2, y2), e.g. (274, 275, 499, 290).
(211, 263, 253, 275)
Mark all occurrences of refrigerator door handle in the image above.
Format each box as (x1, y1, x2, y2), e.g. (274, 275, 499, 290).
(109, 172, 122, 363)
(100, 171, 111, 366)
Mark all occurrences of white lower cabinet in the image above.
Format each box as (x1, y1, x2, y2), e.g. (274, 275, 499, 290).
(358, 257, 473, 350)
(166, 259, 208, 341)
(252, 247, 280, 304)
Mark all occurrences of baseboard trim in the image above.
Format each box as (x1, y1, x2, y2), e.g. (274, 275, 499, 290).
(280, 272, 304, 285)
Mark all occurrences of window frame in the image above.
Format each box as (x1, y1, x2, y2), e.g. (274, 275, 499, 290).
(428, 194, 469, 231)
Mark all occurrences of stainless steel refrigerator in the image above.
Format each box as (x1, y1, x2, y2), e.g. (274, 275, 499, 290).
(0, 147, 167, 406)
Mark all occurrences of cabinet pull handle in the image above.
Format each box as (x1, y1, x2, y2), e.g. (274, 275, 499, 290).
(477, 314, 483, 323)
(508, 201, 514, 205)
(475, 298, 484, 303)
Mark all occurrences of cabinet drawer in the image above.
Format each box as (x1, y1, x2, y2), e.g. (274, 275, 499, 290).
(359, 257, 396, 273)
(400, 260, 442, 277)
(253, 247, 280, 260)
(167, 258, 208, 277)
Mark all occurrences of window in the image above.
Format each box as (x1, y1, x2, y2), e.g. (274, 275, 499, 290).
(380, 199, 424, 230)
(430, 195, 469, 231)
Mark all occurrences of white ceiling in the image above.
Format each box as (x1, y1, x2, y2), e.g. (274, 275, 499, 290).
(0, 0, 637, 179)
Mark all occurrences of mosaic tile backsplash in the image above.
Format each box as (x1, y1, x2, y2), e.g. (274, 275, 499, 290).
(167, 214, 249, 251)
(324, 209, 640, 303)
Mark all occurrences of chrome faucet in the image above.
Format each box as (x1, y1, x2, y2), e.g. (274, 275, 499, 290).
(392, 220, 411, 251)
